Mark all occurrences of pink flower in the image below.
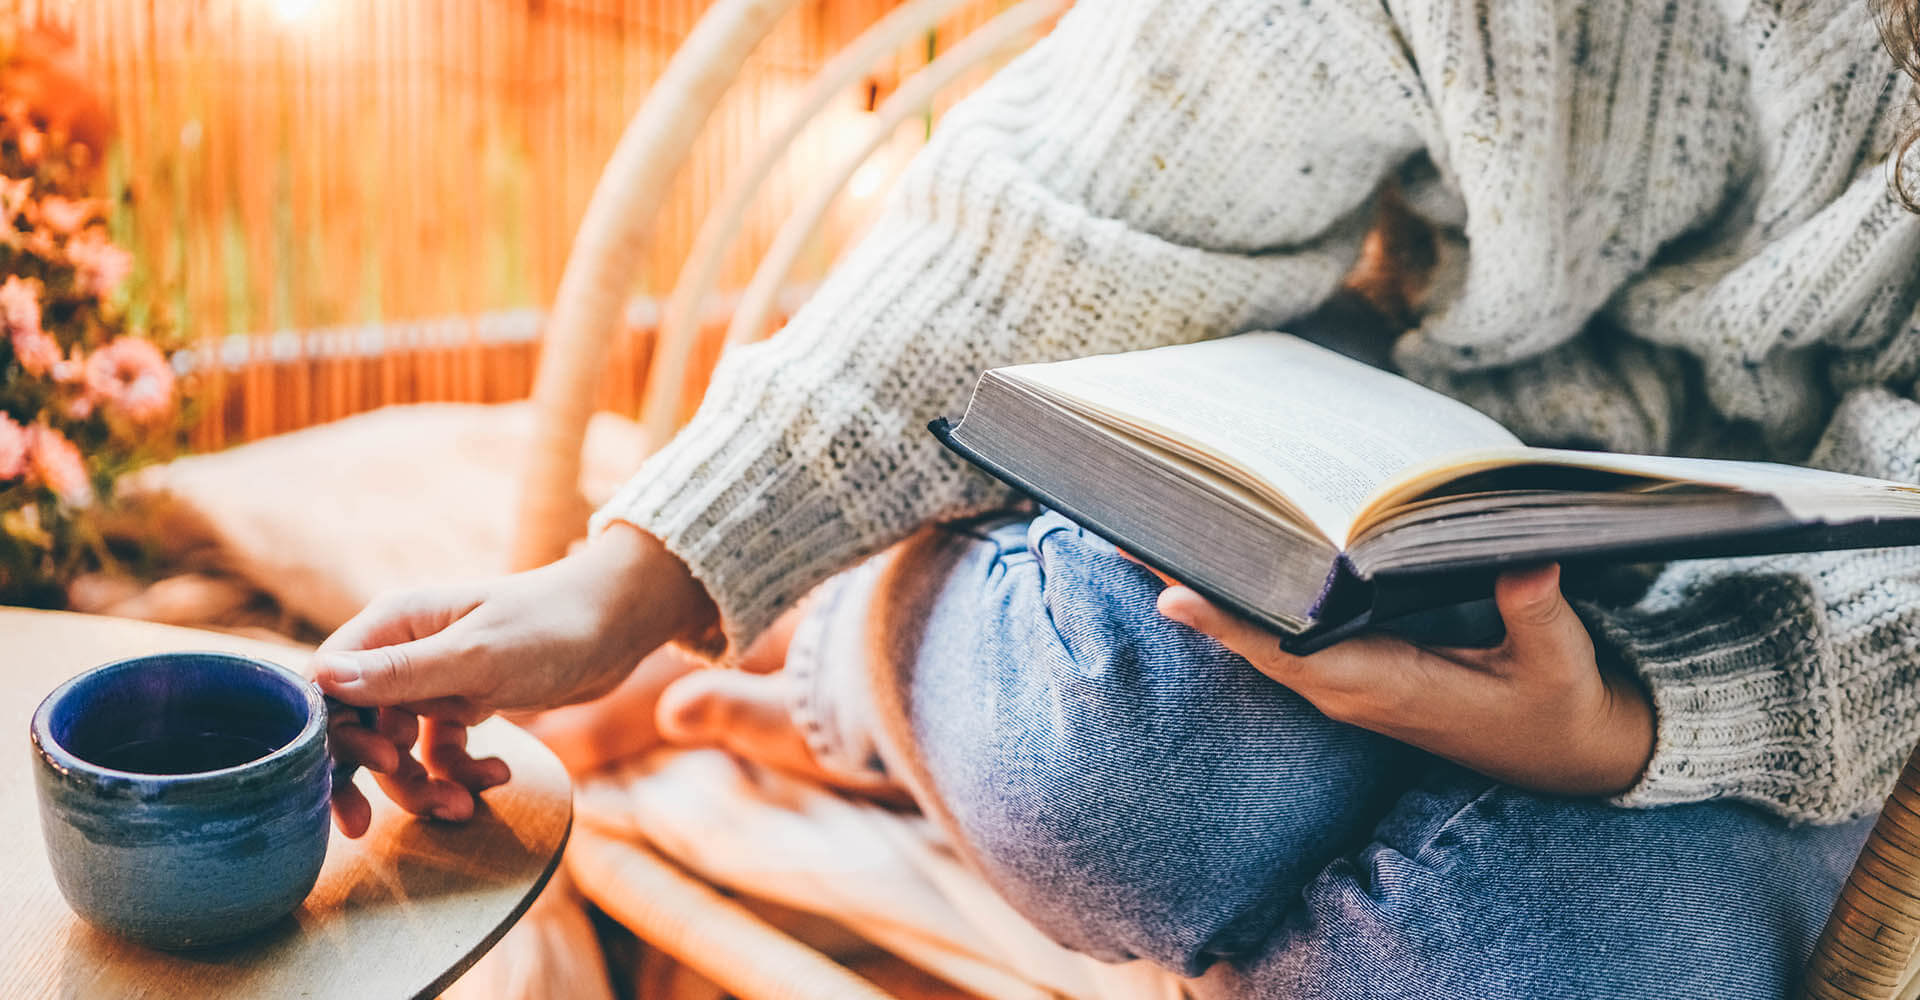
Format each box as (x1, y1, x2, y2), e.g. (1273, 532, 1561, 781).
(1, 274, 41, 335)
(10, 326, 59, 376)
(0, 176, 31, 223)
(85, 337, 175, 426)
(20, 229, 57, 260)
(0, 275, 57, 377)
(36, 196, 96, 235)
(25, 423, 91, 506)
(65, 229, 132, 297)
(15, 126, 43, 165)
(0, 413, 25, 481)
(50, 346, 84, 384)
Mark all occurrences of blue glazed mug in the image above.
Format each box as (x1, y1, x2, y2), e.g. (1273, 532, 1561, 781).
(30, 651, 333, 950)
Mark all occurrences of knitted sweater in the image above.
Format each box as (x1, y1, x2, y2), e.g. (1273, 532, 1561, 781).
(595, 0, 1920, 824)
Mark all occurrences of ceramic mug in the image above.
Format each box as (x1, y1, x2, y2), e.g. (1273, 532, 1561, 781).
(30, 651, 333, 949)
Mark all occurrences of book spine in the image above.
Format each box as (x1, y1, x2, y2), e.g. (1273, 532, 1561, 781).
(1307, 555, 1369, 629)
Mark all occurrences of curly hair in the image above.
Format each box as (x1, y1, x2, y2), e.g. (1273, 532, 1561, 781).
(1878, 0, 1920, 209)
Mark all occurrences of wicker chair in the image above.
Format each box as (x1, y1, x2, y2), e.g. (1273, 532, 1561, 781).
(511, 1, 1920, 997)
(512, 0, 1064, 997)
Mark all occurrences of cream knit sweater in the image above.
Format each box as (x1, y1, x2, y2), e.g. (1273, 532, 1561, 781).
(596, 0, 1920, 824)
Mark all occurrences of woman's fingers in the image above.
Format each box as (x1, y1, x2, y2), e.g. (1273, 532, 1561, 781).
(1489, 563, 1590, 668)
(1157, 586, 1278, 657)
(399, 696, 491, 728)
(313, 629, 472, 707)
(1161, 568, 1650, 796)
(420, 718, 511, 790)
(313, 587, 495, 709)
(368, 707, 475, 822)
(1157, 584, 1460, 723)
(369, 752, 477, 823)
(330, 780, 373, 839)
(377, 706, 420, 752)
(328, 722, 400, 774)
(324, 708, 405, 837)
(316, 585, 487, 656)
(1158, 585, 1383, 687)
(325, 711, 501, 833)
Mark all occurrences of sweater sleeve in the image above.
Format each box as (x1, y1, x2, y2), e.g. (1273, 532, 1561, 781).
(1576, 387, 1920, 824)
(593, 0, 1432, 654)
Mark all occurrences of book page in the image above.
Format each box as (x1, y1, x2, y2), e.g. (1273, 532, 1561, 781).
(1349, 446, 1920, 538)
(1002, 333, 1521, 541)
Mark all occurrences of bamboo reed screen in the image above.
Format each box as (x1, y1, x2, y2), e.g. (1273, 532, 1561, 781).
(10, 0, 1009, 448)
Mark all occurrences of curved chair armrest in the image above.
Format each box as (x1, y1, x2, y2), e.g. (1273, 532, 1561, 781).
(1802, 741, 1920, 1000)
(643, 0, 983, 443)
(720, 0, 1069, 353)
(512, 0, 802, 572)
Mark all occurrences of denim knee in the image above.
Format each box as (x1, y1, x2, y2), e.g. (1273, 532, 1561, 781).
(906, 511, 1411, 975)
(1209, 767, 1875, 999)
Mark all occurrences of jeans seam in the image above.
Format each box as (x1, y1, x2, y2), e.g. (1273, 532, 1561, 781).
(1407, 782, 1502, 861)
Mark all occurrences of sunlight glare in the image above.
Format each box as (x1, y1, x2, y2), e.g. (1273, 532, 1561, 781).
(270, 0, 323, 25)
(849, 160, 886, 200)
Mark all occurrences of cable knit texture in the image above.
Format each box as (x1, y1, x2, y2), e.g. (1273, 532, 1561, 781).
(597, 0, 1920, 823)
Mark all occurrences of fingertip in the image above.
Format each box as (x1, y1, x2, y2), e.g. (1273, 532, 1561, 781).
(428, 790, 475, 823)
(311, 652, 364, 695)
(1494, 563, 1577, 641)
(1157, 586, 1201, 624)
(378, 708, 420, 751)
(447, 753, 511, 790)
(1495, 562, 1561, 606)
(358, 739, 400, 775)
(332, 786, 371, 839)
(328, 725, 399, 776)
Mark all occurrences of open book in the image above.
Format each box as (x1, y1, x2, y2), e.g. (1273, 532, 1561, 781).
(931, 333, 1920, 652)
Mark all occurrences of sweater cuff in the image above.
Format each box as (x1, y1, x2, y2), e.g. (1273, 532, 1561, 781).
(1576, 592, 1829, 816)
(589, 384, 859, 660)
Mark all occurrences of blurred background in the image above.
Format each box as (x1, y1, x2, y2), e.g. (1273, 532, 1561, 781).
(0, 0, 1032, 617)
(14, 0, 1012, 446)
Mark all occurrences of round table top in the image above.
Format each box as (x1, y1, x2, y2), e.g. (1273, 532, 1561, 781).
(0, 608, 573, 1000)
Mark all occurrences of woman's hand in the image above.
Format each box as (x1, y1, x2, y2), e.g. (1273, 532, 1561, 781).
(314, 522, 718, 837)
(1158, 563, 1655, 797)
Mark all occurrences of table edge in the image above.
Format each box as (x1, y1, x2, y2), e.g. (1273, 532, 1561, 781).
(3, 607, 578, 999)
(410, 806, 574, 1000)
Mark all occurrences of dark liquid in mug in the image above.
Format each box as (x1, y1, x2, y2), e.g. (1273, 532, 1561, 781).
(89, 731, 279, 774)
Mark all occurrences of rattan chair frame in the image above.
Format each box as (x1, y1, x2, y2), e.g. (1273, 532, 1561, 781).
(517, 2, 1060, 997)
(516, 0, 1920, 994)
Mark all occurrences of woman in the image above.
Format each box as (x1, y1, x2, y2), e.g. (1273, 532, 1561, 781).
(313, 0, 1920, 994)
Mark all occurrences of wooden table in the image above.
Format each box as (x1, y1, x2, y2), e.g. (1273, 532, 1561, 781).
(0, 608, 573, 999)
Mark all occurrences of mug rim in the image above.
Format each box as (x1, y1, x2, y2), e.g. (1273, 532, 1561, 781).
(30, 650, 327, 786)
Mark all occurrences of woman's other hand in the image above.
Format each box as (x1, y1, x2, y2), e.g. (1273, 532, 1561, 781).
(1159, 563, 1654, 797)
(314, 522, 717, 837)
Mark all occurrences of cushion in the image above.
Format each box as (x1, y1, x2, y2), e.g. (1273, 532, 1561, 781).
(120, 402, 648, 632)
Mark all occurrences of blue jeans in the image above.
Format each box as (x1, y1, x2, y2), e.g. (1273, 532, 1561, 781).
(899, 511, 1874, 998)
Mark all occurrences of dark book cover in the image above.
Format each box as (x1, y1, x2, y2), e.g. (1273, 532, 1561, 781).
(931, 417, 1920, 652)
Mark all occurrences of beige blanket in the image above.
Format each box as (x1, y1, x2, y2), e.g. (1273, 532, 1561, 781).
(97, 402, 647, 633)
(482, 750, 1188, 1000)
(103, 402, 1190, 999)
